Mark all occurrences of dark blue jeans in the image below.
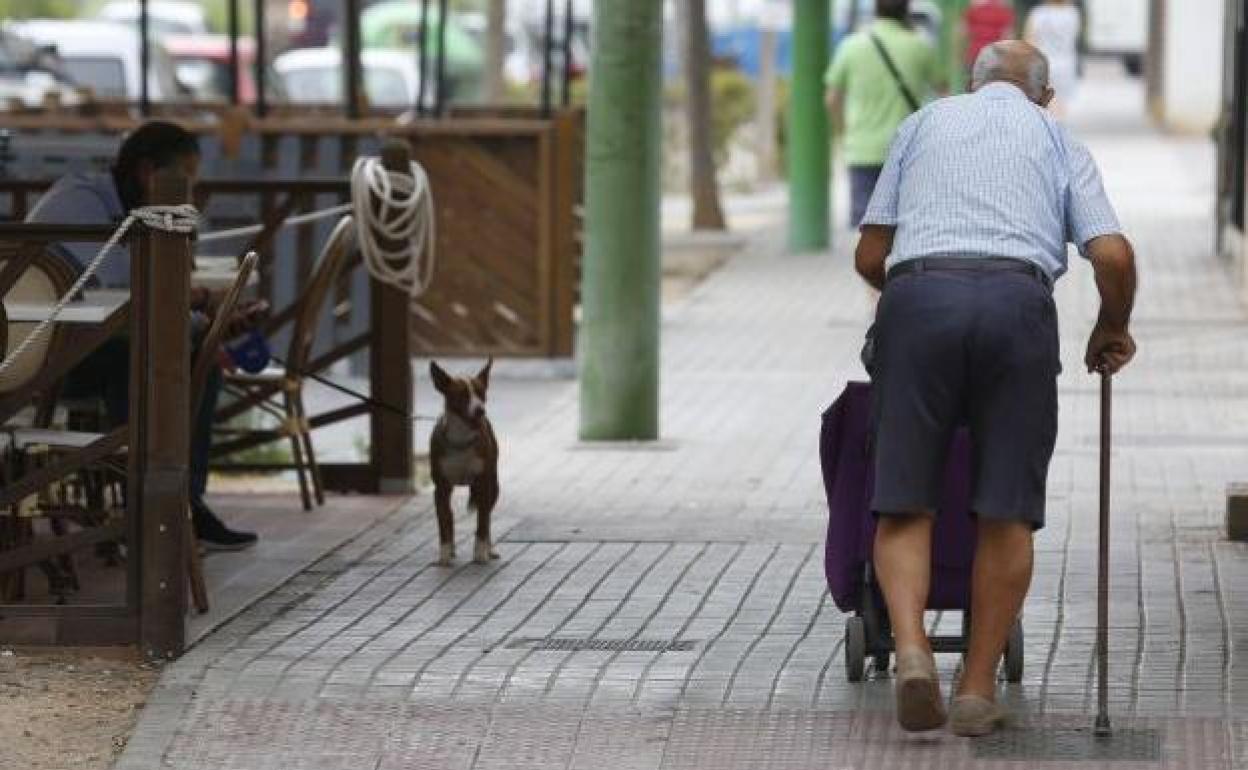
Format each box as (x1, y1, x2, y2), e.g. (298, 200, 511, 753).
(849, 165, 885, 229)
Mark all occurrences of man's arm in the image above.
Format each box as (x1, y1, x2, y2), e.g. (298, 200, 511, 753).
(1084, 233, 1138, 374)
(855, 225, 895, 291)
(826, 88, 844, 135)
(1060, 129, 1136, 374)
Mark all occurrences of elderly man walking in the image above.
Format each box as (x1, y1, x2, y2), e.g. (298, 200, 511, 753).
(855, 41, 1137, 736)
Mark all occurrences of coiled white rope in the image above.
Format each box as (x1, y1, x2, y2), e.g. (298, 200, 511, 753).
(350, 156, 437, 304)
(0, 204, 199, 376)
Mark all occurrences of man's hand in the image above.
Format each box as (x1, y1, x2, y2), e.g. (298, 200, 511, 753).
(1085, 319, 1136, 374)
(190, 286, 224, 313)
(826, 88, 844, 136)
(223, 299, 270, 339)
(1085, 233, 1138, 375)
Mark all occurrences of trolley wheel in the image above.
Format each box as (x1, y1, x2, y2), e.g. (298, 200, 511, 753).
(1003, 619, 1024, 683)
(845, 616, 867, 682)
(873, 652, 891, 675)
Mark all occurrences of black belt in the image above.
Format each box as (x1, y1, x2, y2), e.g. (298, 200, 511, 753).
(886, 257, 1053, 291)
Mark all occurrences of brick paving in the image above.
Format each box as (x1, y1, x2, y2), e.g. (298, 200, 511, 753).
(117, 72, 1248, 769)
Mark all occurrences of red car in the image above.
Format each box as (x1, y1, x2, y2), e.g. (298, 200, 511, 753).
(163, 34, 271, 104)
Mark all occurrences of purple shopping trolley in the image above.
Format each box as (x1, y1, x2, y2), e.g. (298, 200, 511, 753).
(820, 381, 1023, 682)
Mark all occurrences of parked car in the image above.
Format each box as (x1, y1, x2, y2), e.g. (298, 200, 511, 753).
(455, 11, 535, 87)
(518, 12, 591, 85)
(0, 28, 79, 109)
(360, 1, 485, 102)
(273, 47, 419, 109)
(96, 0, 210, 38)
(163, 35, 286, 105)
(6, 20, 184, 102)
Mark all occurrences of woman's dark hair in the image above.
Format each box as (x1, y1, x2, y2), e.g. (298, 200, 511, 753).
(112, 120, 199, 211)
(877, 0, 911, 23)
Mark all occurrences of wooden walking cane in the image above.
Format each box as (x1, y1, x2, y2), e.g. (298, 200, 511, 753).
(1095, 368, 1113, 738)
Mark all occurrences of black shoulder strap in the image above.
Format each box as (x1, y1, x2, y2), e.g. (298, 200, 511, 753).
(869, 32, 920, 113)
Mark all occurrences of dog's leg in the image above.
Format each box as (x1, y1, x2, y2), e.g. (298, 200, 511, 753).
(470, 476, 500, 563)
(434, 483, 456, 566)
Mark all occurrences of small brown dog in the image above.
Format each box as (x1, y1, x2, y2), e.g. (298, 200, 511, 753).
(429, 359, 499, 565)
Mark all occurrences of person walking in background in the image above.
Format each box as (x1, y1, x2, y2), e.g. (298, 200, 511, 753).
(1025, 0, 1081, 118)
(963, 0, 1016, 88)
(826, 0, 942, 229)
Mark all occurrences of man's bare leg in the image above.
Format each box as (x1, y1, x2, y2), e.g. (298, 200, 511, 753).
(960, 519, 1034, 699)
(874, 513, 934, 653)
(874, 513, 946, 731)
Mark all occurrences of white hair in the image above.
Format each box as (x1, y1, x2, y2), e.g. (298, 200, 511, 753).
(971, 43, 1049, 99)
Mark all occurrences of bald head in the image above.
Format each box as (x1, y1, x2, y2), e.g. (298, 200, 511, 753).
(971, 41, 1051, 102)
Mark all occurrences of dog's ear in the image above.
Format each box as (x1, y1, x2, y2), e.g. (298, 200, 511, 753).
(475, 357, 493, 392)
(430, 361, 452, 394)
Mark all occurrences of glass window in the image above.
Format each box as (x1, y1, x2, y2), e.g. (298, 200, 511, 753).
(61, 56, 127, 98)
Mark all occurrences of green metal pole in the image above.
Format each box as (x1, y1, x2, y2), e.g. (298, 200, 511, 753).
(578, 0, 663, 440)
(787, 0, 831, 253)
(938, 0, 971, 93)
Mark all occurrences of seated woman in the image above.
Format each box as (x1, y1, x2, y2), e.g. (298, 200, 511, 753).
(26, 120, 259, 551)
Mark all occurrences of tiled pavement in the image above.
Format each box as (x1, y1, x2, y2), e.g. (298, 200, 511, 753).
(117, 72, 1248, 768)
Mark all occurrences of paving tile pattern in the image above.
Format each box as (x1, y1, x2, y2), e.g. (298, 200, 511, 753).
(117, 76, 1248, 769)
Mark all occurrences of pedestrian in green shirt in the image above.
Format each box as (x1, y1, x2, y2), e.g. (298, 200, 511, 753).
(825, 0, 942, 227)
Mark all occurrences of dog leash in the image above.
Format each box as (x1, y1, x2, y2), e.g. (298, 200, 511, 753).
(268, 355, 439, 423)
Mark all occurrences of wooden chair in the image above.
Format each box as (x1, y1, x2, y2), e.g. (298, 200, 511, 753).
(182, 251, 258, 613)
(0, 247, 258, 614)
(0, 247, 98, 601)
(213, 216, 356, 511)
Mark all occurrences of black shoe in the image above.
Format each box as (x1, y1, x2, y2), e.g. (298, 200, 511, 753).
(193, 500, 258, 552)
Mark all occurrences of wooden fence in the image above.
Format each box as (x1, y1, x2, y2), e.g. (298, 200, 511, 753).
(0, 164, 417, 650)
(0, 170, 191, 652)
(0, 112, 584, 358)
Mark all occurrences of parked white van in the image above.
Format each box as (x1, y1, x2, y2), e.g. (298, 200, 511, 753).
(6, 20, 183, 102)
(97, 0, 210, 38)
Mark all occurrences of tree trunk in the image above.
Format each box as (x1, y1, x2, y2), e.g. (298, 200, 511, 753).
(485, 0, 508, 103)
(680, 0, 727, 230)
(755, 25, 778, 183)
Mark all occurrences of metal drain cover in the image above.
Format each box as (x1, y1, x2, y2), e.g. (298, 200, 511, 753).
(505, 637, 697, 652)
(974, 728, 1162, 762)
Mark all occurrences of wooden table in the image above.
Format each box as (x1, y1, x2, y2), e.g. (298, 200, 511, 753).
(193, 257, 258, 292)
(4, 290, 130, 324)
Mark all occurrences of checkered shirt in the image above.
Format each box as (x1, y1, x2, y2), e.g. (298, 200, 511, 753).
(861, 81, 1122, 280)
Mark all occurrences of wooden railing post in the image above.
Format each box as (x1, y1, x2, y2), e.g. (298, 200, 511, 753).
(368, 139, 415, 494)
(134, 168, 191, 659)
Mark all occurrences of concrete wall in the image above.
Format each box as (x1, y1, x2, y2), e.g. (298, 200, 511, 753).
(1156, 0, 1226, 133)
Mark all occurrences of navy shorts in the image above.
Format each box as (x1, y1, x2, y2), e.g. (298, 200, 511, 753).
(869, 260, 1061, 529)
(849, 165, 884, 229)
